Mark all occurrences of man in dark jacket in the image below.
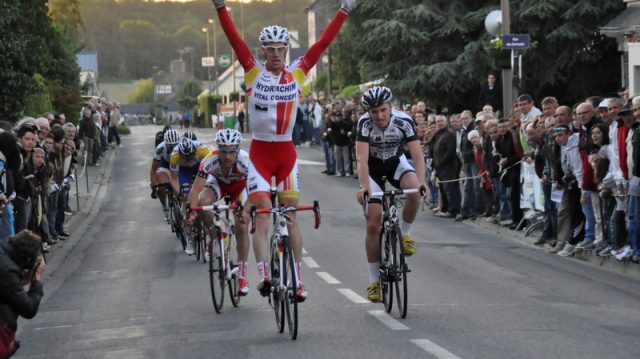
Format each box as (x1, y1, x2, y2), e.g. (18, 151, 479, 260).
(497, 120, 523, 228)
(479, 73, 502, 113)
(0, 230, 45, 358)
(432, 115, 461, 218)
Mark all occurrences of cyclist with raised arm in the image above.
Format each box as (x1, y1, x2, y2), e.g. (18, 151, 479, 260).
(355, 87, 428, 302)
(188, 129, 252, 296)
(170, 136, 210, 255)
(211, 0, 356, 301)
(150, 128, 181, 213)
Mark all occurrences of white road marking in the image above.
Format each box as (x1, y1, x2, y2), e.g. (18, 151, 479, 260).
(302, 256, 320, 268)
(297, 159, 324, 166)
(338, 288, 369, 304)
(410, 339, 462, 359)
(34, 325, 73, 331)
(302, 247, 307, 254)
(316, 271, 341, 284)
(368, 310, 410, 330)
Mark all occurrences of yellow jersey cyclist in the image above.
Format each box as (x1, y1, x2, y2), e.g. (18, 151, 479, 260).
(170, 137, 211, 255)
(150, 128, 181, 213)
(355, 86, 429, 302)
(187, 129, 252, 296)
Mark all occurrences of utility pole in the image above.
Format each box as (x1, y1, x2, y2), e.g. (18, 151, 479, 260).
(501, 0, 513, 117)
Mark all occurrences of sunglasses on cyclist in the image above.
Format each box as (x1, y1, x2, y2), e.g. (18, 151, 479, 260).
(263, 45, 288, 54)
(219, 149, 239, 154)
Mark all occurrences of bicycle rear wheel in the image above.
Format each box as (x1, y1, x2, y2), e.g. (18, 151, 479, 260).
(228, 232, 240, 307)
(282, 236, 298, 340)
(209, 229, 225, 313)
(380, 230, 393, 313)
(270, 238, 285, 333)
(392, 227, 408, 318)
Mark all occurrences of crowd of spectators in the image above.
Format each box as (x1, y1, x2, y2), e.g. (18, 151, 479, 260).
(0, 100, 123, 253)
(306, 85, 640, 264)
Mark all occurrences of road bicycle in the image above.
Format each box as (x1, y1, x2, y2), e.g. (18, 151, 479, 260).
(191, 198, 242, 313)
(250, 189, 320, 340)
(155, 183, 187, 251)
(364, 186, 422, 319)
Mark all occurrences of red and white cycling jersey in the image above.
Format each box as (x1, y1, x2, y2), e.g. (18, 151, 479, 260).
(197, 149, 250, 184)
(217, 6, 347, 143)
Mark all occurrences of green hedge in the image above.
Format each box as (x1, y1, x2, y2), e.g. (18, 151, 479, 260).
(117, 124, 131, 135)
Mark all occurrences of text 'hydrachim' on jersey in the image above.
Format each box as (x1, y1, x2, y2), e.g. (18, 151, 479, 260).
(356, 109, 418, 163)
(245, 60, 305, 142)
(197, 149, 250, 185)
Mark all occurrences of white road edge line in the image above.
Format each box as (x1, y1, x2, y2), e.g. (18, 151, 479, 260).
(316, 271, 341, 284)
(34, 325, 74, 331)
(302, 256, 320, 268)
(410, 339, 462, 359)
(368, 310, 410, 330)
(338, 288, 369, 304)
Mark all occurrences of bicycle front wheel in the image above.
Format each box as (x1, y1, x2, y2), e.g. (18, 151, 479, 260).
(380, 230, 393, 313)
(270, 238, 285, 333)
(392, 227, 408, 319)
(209, 230, 225, 313)
(282, 236, 298, 340)
(227, 232, 240, 307)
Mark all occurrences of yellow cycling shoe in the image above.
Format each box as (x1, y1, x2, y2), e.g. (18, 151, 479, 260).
(402, 235, 417, 256)
(366, 282, 381, 303)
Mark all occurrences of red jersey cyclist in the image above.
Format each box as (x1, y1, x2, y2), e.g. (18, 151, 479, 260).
(188, 129, 252, 296)
(212, 0, 357, 301)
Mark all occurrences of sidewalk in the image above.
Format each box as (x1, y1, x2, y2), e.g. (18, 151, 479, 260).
(460, 212, 640, 277)
(42, 144, 118, 281)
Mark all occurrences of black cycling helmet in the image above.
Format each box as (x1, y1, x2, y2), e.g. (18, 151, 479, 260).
(183, 130, 197, 141)
(361, 86, 393, 110)
(162, 125, 173, 134)
(178, 137, 196, 159)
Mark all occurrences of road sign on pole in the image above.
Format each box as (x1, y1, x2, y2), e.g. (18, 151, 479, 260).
(202, 56, 215, 67)
(502, 34, 530, 50)
(218, 54, 231, 68)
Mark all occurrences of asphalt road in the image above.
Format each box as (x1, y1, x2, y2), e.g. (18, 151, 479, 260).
(14, 126, 640, 359)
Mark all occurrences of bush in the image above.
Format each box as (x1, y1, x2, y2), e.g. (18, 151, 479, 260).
(117, 124, 131, 135)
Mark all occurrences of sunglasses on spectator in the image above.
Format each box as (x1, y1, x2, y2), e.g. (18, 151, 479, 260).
(263, 45, 288, 54)
(219, 149, 239, 154)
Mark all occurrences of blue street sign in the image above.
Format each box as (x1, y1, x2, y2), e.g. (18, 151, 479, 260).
(502, 34, 530, 50)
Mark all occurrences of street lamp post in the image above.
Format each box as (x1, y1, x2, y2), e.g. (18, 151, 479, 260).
(202, 27, 212, 92)
(208, 18, 219, 95)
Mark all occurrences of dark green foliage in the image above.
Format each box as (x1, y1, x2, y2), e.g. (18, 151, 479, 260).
(0, 0, 81, 123)
(178, 81, 203, 112)
(337, 0, 626, 111)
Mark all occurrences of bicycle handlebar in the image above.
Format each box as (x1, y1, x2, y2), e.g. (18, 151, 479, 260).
(250, 201, 321, 234)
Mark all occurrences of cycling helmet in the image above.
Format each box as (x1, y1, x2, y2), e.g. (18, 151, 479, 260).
(259, 25, 290, 45)
(162, 125, 173, 134)
(183, 130, 197, 141)
(178, 137, 196, 159)
(361, 86, 393, 110)
(215, 129, 242, 146)
(163, 128, 181, 146)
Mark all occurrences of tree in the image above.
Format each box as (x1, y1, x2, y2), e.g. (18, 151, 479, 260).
(0, 0, 82, 123)
(23, 74, 53, 117)
(178, 81, 203, 112)
(337, 0, 626, 112)
(127, 79, 154, 104)
(48, 0, 83, 43)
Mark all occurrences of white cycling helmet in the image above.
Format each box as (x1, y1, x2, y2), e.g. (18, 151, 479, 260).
(164, 128, 181, 146)
(259, 25, 290, 45)
(178, 137, 196, 159)
(361, 86, 393, 110)
(215, 129, 242, 146)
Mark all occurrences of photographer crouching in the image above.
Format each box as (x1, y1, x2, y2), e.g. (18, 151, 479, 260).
(0, 230, 46, 358)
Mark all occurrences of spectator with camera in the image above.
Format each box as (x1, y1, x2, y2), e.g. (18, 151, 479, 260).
(0, 229, 46, 358)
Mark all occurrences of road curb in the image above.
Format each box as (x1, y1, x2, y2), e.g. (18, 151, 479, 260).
(460, 213, 640, 277)
(41, 147, 118, 287)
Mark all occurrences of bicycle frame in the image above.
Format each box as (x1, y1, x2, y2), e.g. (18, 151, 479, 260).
(191, 201, 239, 279)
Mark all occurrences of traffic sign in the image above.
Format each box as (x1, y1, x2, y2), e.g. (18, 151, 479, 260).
(201, 56, 215, 67)
(218, 54, 231, 68)
(502, 34, 530, 50)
